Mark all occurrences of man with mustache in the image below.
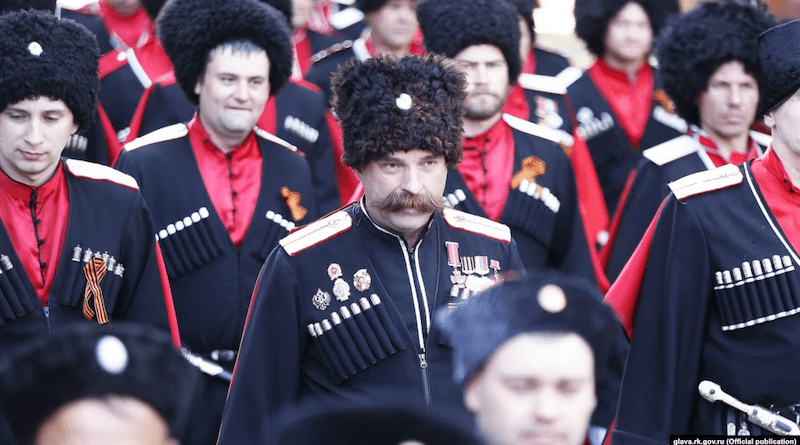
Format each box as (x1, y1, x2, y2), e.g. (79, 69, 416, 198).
(416, 0, 598, 285)
(217, 54, 524, 445)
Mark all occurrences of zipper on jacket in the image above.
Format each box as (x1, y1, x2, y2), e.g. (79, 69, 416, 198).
(43, 306, 52, 336)
(419, 352, 432, 411)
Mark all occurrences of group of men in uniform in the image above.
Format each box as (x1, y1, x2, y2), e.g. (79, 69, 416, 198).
(4, 0, 800, 444)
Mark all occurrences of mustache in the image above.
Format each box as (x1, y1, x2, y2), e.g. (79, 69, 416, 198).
(372, 191, 445, 214)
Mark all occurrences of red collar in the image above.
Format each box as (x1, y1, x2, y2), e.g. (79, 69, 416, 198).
(521, 49, 537, 75)
(463, 117, 508, 149)
(592, 58, 650, 85)
(759, 147, 800, 195)
(0, 161, 65, 202)
(695, 130, 760, 167)
(187, 115, 258, 157)
(98, 1, 154, 50)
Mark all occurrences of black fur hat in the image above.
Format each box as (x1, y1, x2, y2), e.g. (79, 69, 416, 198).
(417, 0, 521, 84)
(437, 272, 619, 385)
(355, 0, 387, 14)
(139, 0, 166, 20)
(0, 323, 200, 445)
(0, 9, 98, 131)
(656, 1, 776, 127)
(0, 0, 55, 13)
(758, 19, 800, 116)
(156, 0, 293, 104)
(575, 0, 678, 56)
(331, 54, 466, 170)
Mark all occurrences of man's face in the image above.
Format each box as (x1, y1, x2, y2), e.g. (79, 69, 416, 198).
(356, 149, 447, 243)
(765, 88, 800, 163)
(0, 97, 78, 187)
(455, 44, 511, 122)
(465, 333, 597, 445)
(365, 0, 418, 53)
(603, 1, 652, 66)
(104, 0, 142, 16)
(194, 46, 270, 151)
(697, 61, 758, 144)
(292, 0, 318, 30)
(34, 397, 178, 445)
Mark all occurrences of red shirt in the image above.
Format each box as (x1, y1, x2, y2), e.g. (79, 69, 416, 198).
(696, 131, 761, 167)
(0, 164, 70, 305)
(292, 28, 314, 80)
(460, 119, 515, 221)
(587, 59, 654, 148)
(751, 147, 800, 251)
(188, 116, 262, 247)
(98, 2, 153, 50)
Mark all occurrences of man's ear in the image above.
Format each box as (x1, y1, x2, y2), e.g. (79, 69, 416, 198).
(763, 111, 776, 130)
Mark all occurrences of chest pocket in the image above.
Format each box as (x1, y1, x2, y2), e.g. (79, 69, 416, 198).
(713, 256, 800, 331)
(156, 208, 227, 278)
(56, 246, 125, 323)
(503, 180, 559, 249)
(307, 295, 405, 384)
(0, 254, 36, 327)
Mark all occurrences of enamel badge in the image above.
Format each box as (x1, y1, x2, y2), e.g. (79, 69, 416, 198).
(333, 278, 351, 302)
(353, 269, 371, 292)
(312, 289, 331, 311)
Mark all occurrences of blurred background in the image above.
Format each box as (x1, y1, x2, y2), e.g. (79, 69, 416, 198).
(537, 0, 800, 68)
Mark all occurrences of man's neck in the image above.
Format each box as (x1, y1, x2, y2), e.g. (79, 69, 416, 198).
(199, 117, 249, 154)
(703, 128, 751, 161)
(368, 30, 409, 58)
(463, 113, 502, 139)
(602, 55, 646, 82)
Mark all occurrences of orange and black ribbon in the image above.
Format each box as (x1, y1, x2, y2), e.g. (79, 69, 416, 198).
(281, 186, 308, 221)
(82, 257, 109, 324)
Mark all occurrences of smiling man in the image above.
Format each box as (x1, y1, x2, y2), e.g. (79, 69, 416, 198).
(439, 273, 619, 445)
(0, 9, 179, 357)
(114, 0, 317, 442)
(217, 54, 525, 445)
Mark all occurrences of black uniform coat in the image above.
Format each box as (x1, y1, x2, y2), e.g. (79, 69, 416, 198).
(115, 124, 317, 445)
(445, 115, 596, 285)
(217, 203, 525, 445)
(0, 160, 176, 355)
(605, 133, 766, 283)
(612, 162, 800, 443)
(565, 68, 686, 215)
(133, 80, 341, 213)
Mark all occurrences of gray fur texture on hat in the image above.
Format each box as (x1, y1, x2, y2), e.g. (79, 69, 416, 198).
(437, 272, 619, 385)
(0, 9, 99, 131)
(656, 1, 775, 126)
(574, 0, 678, 56)
(0, 0, 55, 14)
(417, 0, 521, 84)
(758, 19, 800, 116)
(331, 54, 466, 170)
(156, 0, 293, 105)
(0, 323, 199, 445)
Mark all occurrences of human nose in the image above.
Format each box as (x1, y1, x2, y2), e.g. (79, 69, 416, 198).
(729, 85, 742, 107)
(401, 165, 423, 194)
(24, 118, 44, 146)
(233, 79, 250, 102)
(531, 388, 560, 423)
